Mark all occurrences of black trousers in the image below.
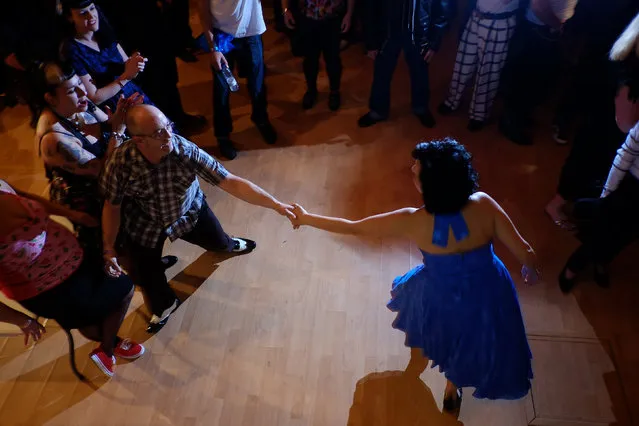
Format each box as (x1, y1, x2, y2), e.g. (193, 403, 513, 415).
(565, 175, 639, 273)
(124, 201, 234, 316)
(500, 20, 561, 128)
(300, 17, 343, 92)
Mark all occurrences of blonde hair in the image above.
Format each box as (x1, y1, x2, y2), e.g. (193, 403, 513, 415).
(610, 13, 639, 61)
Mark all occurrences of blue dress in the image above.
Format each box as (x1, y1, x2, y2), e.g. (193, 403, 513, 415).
(66, 40, 152, 112)
(387, 212, 533, 400)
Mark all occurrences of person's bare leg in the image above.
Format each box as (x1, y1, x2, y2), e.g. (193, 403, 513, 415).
(79, 287, 134, 357)
(99, 287, 134, 356)
(404, 347, 429, 376)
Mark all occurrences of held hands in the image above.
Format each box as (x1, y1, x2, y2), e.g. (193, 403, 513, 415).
(290, 203, 309, 229)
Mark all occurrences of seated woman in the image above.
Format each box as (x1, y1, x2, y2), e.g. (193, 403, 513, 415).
(0, 179, 144, 378)
(559, 14, 639, 292)
(290, 139, 537, 415)
(33, 61, 176, 268)
(61, 0, 151, 113)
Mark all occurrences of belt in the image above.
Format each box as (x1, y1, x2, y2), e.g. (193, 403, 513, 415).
(473, 8, 518, 20)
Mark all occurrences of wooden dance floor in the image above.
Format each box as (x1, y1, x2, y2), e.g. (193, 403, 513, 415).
(1, 10, 638, 426)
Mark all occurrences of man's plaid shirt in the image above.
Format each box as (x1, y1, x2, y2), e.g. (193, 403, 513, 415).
(100, 134, 228, 248)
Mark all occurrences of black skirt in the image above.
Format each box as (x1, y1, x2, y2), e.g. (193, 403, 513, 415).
(20, 257, 133, 330)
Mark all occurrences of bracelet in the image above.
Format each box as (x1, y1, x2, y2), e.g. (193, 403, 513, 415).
(116, 78, 126, 89)
(110, 131, 125, 143)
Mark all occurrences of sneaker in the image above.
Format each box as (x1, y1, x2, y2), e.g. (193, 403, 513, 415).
(256, 121, 278, 145)
(302, 90, 317, 110)
(328, 91, 341, 111)
(114, 338, 145, 360)
(231, 237, 257, 254)
(176, 114, 207, 136)
(90, 348, 116, 377)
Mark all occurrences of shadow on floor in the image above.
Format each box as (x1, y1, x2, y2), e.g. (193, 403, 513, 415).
(0, 249, 237, 425)
(347, 370, 463, 426)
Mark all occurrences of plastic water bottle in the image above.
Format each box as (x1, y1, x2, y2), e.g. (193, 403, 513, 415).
(221, 65, 239, 92)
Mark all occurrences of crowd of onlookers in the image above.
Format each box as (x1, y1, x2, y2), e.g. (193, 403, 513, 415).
(1, 0, 639, 380)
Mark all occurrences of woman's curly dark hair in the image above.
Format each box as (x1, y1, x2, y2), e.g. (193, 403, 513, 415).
(412, 138, 479, 214)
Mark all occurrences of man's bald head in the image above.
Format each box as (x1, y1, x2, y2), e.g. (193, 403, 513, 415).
(125, 104, 168, 136)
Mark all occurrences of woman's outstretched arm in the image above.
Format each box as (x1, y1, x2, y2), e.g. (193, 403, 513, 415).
(482, 193, 537, 268)
(291, 204, 419, 238)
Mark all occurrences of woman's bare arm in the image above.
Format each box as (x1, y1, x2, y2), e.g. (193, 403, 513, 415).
(481, 193, 537, 267)
(292, 204, 420, 239)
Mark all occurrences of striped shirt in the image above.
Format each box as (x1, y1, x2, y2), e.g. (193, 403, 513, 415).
(100, 135, 228, 248)
(602, 121, 639, 197)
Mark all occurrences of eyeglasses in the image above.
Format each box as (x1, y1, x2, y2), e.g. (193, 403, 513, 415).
(148, 121, 175, 140)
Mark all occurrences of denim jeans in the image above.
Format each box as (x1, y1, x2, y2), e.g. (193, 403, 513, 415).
(369, 34, 431, 118)
(213, 35, 269, 138)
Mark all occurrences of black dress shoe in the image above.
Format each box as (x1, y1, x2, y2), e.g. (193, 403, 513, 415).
(417, 110, 436, 128)
(594, 264, 610, 288)
(146, 299, 181, 333)
(176, 114, 207, 136)
(231, 237, 257, 254)
(358, 112, 385, 128)
(467, 119, 485, 132)
(177, 49, 198, 63)
(499, 117, 532, 146)
(302, 90, 317, 110)
(328, 91, 341, 111)
(437, 102, 454, 116)
(443, 388, 462, 415)
(256, 121, 277, 145)
(218, 137, 237, 160)
(161, 255, 178, 270)
(558, 266, 576, 294)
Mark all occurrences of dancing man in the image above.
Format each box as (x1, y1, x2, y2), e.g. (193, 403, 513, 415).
(100, 105, 294, 332)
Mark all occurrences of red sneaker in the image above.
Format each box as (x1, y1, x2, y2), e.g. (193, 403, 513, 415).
(90, 348, 115, 377)
(113, 338, 145, 360)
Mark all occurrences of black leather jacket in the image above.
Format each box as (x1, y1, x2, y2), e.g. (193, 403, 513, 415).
(385, 0, 451, 52)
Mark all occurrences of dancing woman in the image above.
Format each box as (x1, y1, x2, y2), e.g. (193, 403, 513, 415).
(290, 139, 537, 414)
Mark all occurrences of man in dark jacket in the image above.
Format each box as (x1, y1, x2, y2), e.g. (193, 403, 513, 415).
(358, 0, 450, 128)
